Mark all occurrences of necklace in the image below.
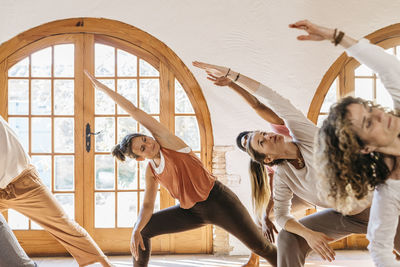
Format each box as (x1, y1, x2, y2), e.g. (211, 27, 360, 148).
(288, 145, 305, 169)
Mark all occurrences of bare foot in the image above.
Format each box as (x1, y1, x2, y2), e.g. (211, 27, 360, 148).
(242, 253, 260, 267)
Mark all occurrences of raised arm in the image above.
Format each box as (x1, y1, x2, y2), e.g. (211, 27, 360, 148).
(85, 71, 187, 150)
(131, 166, 158, 260)
(207, 75, 284, 125)
(193, 62, 316, 143)
(291, 20, 400, 109)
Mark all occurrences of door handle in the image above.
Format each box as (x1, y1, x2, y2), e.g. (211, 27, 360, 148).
(85, 123, 101, 152)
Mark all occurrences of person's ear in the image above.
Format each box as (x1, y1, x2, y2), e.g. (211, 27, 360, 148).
(360, 145, 376, 154)
(263, 155, 274, 164)
(135, 156, 145, 161)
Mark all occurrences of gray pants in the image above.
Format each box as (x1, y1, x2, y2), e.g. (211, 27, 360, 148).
(0, 213, 36, 267)
(277, 208, 392, 267)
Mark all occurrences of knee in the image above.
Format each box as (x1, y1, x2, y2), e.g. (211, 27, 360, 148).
(277, 230, 302, 251)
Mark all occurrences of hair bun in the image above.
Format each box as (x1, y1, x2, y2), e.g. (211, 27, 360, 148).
(236, 131, 251, 152)
(112, 144, 126, 162)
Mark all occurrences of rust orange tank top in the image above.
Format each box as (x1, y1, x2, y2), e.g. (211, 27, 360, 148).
(149, 147, 215, 209)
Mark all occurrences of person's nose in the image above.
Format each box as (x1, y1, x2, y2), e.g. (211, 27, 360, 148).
(374, 110, 384, 123)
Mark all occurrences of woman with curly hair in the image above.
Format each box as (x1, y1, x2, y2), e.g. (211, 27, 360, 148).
(194, 54, 370, 266)
(292, 20, 400, 266)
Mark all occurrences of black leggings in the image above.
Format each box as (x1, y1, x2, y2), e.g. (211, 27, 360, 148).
(134, 180, 277, 266)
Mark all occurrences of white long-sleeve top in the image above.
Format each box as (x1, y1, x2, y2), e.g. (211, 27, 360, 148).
(254, 83, 325, 228)
(346, 39, 400, 267)
(253, 41, 382, 229)
(0, 116, 31, 188)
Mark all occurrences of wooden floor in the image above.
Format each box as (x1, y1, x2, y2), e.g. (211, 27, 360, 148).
(32, 250, 374, 267)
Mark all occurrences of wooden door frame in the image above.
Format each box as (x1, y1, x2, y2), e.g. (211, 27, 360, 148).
(0, 18, 214, 255)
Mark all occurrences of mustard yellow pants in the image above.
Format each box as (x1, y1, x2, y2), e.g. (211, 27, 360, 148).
(0, 166, 107, 267)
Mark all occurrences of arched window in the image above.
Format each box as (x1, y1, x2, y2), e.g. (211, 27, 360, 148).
(0, 18, 213, 255)
(308, 23, 400, 249)
(308, 23, 400, 125)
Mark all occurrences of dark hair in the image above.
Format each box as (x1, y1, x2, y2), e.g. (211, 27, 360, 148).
(316, 96, 395, 204)
(111, 133, 146, 161)
(236, 131, 252, 152)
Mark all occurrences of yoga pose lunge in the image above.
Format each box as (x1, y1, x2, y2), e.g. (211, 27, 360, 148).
(292, 19, 400, 266)
(206, 75, 313, 267)
(0, 116, 112, 267)
(193, 57, 374, 267)
(84, 71, 277, 267)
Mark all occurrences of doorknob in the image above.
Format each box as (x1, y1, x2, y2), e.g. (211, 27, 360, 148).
(86, 123, 101, 152)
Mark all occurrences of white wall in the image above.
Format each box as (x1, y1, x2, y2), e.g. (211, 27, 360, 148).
(1, 0, 399, 254)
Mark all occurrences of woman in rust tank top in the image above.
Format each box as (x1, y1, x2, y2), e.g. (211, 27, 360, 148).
(85, 71, 277, 267)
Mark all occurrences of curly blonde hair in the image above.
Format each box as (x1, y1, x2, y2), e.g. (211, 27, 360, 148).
(315, 96, 395, 214)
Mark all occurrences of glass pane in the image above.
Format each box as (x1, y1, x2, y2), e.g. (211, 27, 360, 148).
(117, 117, 137, 143)
(8, 210, 29, 230)
(376, 79, 394, 109)
(117, 49, 137, 77)
(54, 80, 74, 115)
(31, 155, 51, 189)
(8, 57, 29, 77)
(8, 118, 29, 152)
(117, 79, 137, 114)
(54, 118, 74, 153)
(54, 44, 74, 77)
(175, 116, 200, 150)
(95, 192, 115, 228)
(95, 155, 115, 190)
(175, 80, 194, 113)
(31, 221, 43, 230)
(95, 79, 115, 114)
(8, 79, 29, 115)
(31, 47, 51, 77)
(397, 46, 400, 61)
(95, 44, 115, 77)
(354, 64, 373, 76)
(355, 78, 373, 101)
(95, 117, 115, 152)
(54, 156, 74, 191)
(139, 79, 159, 113)
(55, 194, 75, 220)
(117, 192, 137, 227)
(31, 80, 51, 115)
(139, 161, 147, 189)
(118, 158, 137, 190)
(139, 116, 159, 136)
(31, 117, 51, 153)
(385, 47, 395, 55)
(317, 115, 328, 128)
(320, 79, 337, 113)
(139, 59, 158, 76)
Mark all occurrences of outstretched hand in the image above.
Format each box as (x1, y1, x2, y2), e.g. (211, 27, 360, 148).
(131, 229, 146, 261)
(262, 216, 278, 243)
(289, 20, 334, 42)
(304, 230, 335, 262)
(192, 61, 230, 78)
(207, 74, 233, 87)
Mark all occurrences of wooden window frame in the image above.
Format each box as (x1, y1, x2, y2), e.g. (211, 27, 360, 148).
(0, 18, 213, 255)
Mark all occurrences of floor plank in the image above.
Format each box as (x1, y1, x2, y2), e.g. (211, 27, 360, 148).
(32, 250, 374, 267)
